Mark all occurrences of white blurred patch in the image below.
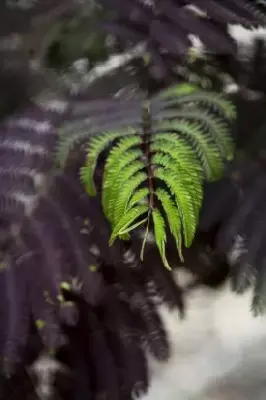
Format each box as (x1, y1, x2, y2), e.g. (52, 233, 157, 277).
(227, 234, 247, 266)
(229, 25, 266, 48)
(142, 279, 266, 400)
(29, 276, 266, 400)
(30, 353, 64, 400)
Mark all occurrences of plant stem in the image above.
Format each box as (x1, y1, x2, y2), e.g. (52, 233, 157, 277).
(142, 101, 155, 209)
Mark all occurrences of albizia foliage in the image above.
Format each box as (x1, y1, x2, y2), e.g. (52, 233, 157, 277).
(2, 1, 266, 395)
(57, 83, 235, 269)
(99, 0, 266, 80)
(0, 93, 178, 400)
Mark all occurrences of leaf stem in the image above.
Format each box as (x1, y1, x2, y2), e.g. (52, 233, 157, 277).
(142, 101, 155, 209)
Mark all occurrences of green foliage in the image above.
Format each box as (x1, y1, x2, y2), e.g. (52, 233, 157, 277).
(57, 83, 236, 268)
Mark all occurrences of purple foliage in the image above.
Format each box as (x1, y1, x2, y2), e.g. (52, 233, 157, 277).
(2, 2, 266, 398)
(99, 0, 266, 80)
(0, 92, 183, 399)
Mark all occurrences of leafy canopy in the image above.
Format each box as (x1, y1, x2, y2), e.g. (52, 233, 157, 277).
(57, 83, 235, 268)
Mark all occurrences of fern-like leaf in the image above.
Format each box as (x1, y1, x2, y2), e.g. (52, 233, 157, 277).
(57, 83, 235, 268)
(152, 209, 170, 270)
(113, 172, 148, 229)
(127, 187, 149, 209)
(155, 167, 198, 248)
(152, 152, 202, 219)
(80, 130, 128, 196)
(155, 188, 183, 262)
(109, 204, 149, 245)
(154, 123, 225, 180)
(102, 136, 142, 219)
(156, 89, 236, 120)
(155, 111, 233, 160)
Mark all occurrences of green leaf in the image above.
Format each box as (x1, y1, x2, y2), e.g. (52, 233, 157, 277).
(105, 159, 145, 225)
(155, 187, 183, 261)
(158, 83, 198, 98)
(152, 209, 171, 270)
(118, 216, 149, 235)
(103, 136, 141, 180)
(112, 171, 147, 228)
(35, 319, 46, 330)
(102, 136, 142, 219)
(140, 211, 151, 260)
(155, 167, 198, 247)
(153, 120, 229, 180)
(80, 131, 124, 195)
(56, 82, 235, 271)
(155, 110, 234, 161)
(157, 91, 236, 120)
(151, 149, 203, 216)
(151, 135, 202, 177)
(110, 204, 149, 244)
(127, 188, 149, 209)
(57, 119, 141, 167)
